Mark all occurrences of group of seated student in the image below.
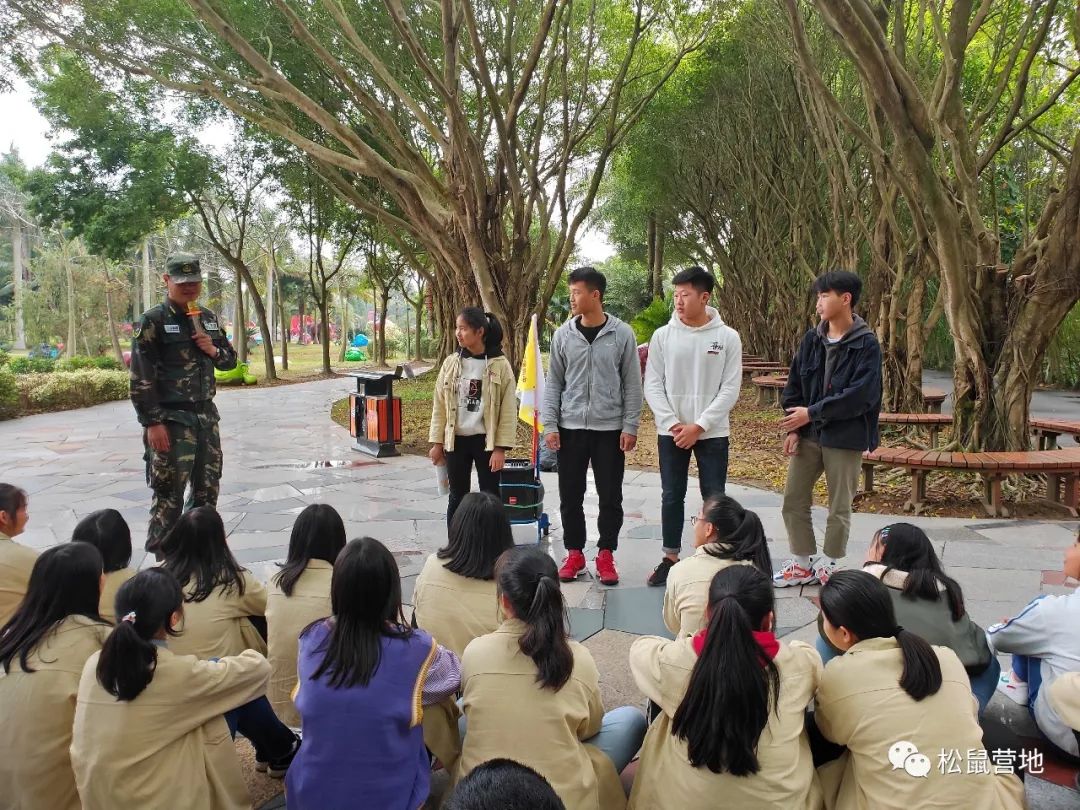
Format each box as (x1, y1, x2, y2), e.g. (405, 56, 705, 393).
(2, 476, 1080, 808)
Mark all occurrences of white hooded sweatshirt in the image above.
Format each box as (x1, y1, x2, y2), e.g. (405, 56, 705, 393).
(644, 306, 742, 439)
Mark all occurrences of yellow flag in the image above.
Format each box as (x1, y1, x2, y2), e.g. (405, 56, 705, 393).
(516, 313, 545, 430)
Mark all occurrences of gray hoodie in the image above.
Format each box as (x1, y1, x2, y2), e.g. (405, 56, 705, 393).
(541, 313, 643, 436)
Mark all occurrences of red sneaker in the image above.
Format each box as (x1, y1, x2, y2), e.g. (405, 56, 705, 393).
(595, 550, 620, 586)
(558, 550, 587, 581)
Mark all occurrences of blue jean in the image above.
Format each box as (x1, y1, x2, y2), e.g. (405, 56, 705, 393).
(1012, 654, 1044, 712)
(224, 695, 297, 761)
(658, 435, 729, 553)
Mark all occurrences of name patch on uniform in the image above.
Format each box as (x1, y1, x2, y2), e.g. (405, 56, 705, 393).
(204, 321, 220, 331)
(164, 324, 181, 334)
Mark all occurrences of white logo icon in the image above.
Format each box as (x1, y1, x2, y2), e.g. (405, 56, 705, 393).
(887, 740, 931, 777)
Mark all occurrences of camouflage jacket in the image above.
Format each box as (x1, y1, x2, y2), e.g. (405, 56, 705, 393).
(130, 300, 238, 427)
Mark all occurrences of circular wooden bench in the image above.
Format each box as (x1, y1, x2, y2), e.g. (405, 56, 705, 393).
(921, 387, 947, 413)
(878, 412, 953, 447)
(743, 363, 788, 380)
(751, 375, 787, 406)
(1029, 418, 1080, 450)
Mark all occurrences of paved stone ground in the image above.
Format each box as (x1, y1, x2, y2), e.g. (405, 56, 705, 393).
(4, 376, 1079, 808)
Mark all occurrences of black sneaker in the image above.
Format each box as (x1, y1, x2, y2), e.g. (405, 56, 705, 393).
(267, 733, 301, 779)
(646, 557, 676, 587)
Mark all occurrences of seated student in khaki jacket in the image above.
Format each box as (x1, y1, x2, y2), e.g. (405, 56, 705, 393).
(0, 543, 110, 810)
(267, 503, 345, 727)
(663, 495, 771, 638)
(1047, 672, 1080, 759)
(813, 570, 1025, 810)
(413, 492, 514, 658)
(456, 546, 648, 810)
(160, 506, 269, 659)
(73, 569, 299, 810)
(71, 509, 138, 623)
(0, 484, 37, 628)
(631, 565, 822, 810)
(428, 308, 518, 524)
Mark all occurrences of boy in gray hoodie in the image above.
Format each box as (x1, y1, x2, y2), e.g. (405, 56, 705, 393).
(542, 267, 643, 586)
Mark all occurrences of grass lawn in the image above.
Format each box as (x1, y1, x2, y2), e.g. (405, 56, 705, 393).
(232, 343, 425, 386)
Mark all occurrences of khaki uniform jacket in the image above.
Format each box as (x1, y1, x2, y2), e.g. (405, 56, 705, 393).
(412, 555, 502, 659)
(628, 636, 823, 810)
(815, 637, 1025, 810)
(99, 567, 137, 624)
(662, 545, 754, 637)
(266, 560, 333, 727)
(0, 615, 109, 810)
(1047, 671, 1080, 731)
(169, 572, 268, 660)
(456, 619, 625, 810)
(72, 647, 270, 810)
(429, 353, 518, 452)
(0, 533, 37, 628)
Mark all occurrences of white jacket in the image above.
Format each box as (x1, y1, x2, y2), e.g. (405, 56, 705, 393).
(988, 590, 1080, 755)
(644, 307, 742, 439)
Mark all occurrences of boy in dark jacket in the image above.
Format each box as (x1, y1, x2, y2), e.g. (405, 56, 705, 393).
(774, 271, 881, 588)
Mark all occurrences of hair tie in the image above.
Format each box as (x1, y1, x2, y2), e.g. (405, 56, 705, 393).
(121, 611, 137, 624)
(893, 625, 904, 637)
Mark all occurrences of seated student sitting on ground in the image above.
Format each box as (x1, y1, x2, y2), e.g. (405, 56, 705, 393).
(0, 483, 37, 628)
(663, 495, 771, 638)
(267, 503, 346, 728)
(989, 529, 1080, 763)
(159, 506, 269, 660)
(456, 545, 647, 810)
(631, 565, 822, 809)
(413, 491, 515, 658)
(71, 509, 137, 624)
(813, 570, 1025, 810)
(443, 758, 566, 810)
(286, 537, 461, 810)
(815, 523, 998, 715)
(0, 544, 111, 810)
(1047, 672, 1080, 789)
(72, 569, 299, 810)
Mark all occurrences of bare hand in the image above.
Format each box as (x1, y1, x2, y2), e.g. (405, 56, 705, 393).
(545, 432, 560, 451)
(193, 332, 218, 358)
(619, 432, 637, 453)
(146, 424, 171, 453)
(779, 406, 811, 433)
(428, 444, 445, 465)
(490, 448, 506, 472)
(783, 432, 799, 457)
(674, 423, 704, 449)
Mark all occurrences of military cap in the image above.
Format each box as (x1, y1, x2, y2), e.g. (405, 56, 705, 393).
(164, 253, 202, 281)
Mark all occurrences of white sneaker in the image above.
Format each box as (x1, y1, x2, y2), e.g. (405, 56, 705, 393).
(996, 672, 1029, 706)
(813, 557, 841, 586)
(773, 558, 819, 588)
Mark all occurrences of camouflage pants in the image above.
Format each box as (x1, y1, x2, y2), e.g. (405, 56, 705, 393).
(144, 415, 222, 551)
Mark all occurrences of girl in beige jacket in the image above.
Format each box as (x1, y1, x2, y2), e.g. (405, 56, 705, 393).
(813, 570, 1026, 810)
(267, 503, 345, 727)
(428, 308, 518, 523)
(663, 495, 771, 638)
(630, 565, 822, 809)
(72, 568, 299, 810)
(0, 543, 110, 810)
(71, 508, 137, 623)
(0, 483, 37, 628)
(160, 505, 269, 660)
(456, 546, 647, 810)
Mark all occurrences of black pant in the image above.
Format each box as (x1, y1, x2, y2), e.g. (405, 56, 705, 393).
(224, 695, 297, 761)
(445, 433, 500, 523)
(558, 428, 624, 552)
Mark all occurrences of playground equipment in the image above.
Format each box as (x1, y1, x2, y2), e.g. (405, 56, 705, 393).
(214, 361, 257, 386)
(345, 333, 370, 362)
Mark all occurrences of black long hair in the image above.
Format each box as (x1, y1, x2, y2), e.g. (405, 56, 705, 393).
(0, 543, 105, 674)
(274, 504, 347, 597)
(95, 568, 184, 701)
(437, 492, 514, 580)
(873, 523, 965, 621)
(159, 506, 247, 602)
(459, 307, 504, 356)
(309, 537, 411, 688)
(71, 509, 133, 574)
(496, 546, 572, 691)
(0, 483, 27, 525)
(820, 569, 942, 701)
(671, 566, 779, 775)
(700, 495, 772, 575)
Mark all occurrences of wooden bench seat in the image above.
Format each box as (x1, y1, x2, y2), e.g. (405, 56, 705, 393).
(751, 375, 788, 406)
(861, 446, 1080, 517)
(1029, 418, 1080, 450)
(878, 412, 953, 447)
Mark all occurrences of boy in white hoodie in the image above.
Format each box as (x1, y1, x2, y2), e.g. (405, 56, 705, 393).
(643, 267, 742, 586)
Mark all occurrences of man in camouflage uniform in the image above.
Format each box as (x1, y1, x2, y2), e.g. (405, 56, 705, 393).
(130, 253, 237, 552)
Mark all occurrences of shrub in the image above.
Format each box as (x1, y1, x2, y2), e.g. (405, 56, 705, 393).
(58, 355, 124, 372)
(0, 349, 10, 368)
(631, 297, 673, 344)
(7, 357, 56, 374)
(18, 370, 129, 414)
(0, 368, 17, 420)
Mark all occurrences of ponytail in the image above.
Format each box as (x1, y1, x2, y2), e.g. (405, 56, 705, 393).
(672, 566, 778, 775)
(496, 546, 573, 691)
(820, 570, 942, 701)
(96, 569, 184, 701)
(876, 523, 966, 621)
(458, 306, 504, 356)
(702, 496, 772, 576)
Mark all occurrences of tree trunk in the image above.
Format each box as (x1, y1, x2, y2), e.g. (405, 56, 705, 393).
(12, 218, 25, 350)
(337, 280, 348, 363)
(297, 295, 306, 345)
(63, 238, 75, 359)
(377, 285, 391, 367)
(318, 290, 332, 374)
(101, 261, 125, 364)
(230, 260, 276, 380)
(142, 238, 153, 312)
(413, 294, 423, 361)
(235, 272, 247, 364)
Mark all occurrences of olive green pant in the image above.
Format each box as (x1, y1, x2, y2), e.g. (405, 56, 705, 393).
(781, 438, 863, 559)
(144, 415, 222, 551)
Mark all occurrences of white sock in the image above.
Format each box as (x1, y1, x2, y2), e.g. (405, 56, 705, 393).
(795, 555, 811, 568)
(818, 555, 840, 567)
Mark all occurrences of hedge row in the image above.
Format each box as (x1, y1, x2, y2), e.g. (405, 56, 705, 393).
(5, 355, 125, 374)
(0, 369, 129, 419)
